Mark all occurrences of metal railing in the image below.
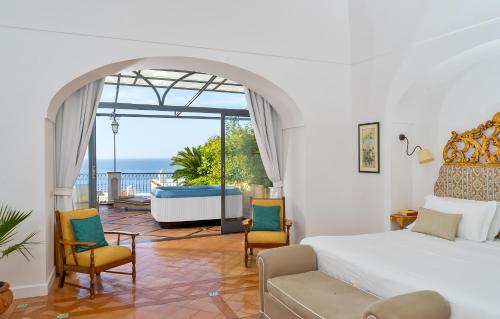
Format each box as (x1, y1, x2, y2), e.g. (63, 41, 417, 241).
(121, 172, 177, 193)
(75, 172, 178, 195)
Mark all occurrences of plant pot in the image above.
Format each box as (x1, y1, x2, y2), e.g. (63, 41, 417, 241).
(0, 281, 13, 314)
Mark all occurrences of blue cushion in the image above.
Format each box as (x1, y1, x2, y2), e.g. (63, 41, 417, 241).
(70, 215, 108, 253)
(251, 205, 281, 231)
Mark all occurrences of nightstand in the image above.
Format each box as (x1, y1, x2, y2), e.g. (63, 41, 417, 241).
(390, 212, 417, 230)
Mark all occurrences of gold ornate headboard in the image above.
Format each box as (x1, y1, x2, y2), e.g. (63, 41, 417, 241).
(443, 112, 499, 165)
(434, 112, 500, 201)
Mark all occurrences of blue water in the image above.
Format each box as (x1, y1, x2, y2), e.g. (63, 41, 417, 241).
(80, 158, 178, 174)
(77, 158, 180, 194)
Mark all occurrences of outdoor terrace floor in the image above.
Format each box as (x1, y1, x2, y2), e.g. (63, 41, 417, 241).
(100, 206, 222, 243)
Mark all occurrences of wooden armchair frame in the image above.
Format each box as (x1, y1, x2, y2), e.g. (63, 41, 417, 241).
(242, 197, 292, 267)
(55, 210, 140, 298)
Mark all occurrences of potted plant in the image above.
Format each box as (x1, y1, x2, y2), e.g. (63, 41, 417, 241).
(0, 205, 38, 314)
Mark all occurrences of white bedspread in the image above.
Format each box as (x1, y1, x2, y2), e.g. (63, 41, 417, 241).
(301, 230, 500, 319)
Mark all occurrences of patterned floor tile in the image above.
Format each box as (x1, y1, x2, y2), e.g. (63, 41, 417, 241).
(4, 234, 260, 319)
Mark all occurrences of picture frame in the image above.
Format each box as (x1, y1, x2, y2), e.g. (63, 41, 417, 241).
(358, 122, 380, 173)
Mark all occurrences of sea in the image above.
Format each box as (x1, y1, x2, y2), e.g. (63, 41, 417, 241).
(80, 158, 177, 174)
(77, 158, 179, 194)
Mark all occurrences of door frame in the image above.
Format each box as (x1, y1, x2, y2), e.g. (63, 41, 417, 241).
(88, 122, 98, 208)
(92, 106, 250, 232)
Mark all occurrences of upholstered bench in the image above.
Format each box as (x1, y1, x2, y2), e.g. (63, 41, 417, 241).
(257, 245, 450, 319)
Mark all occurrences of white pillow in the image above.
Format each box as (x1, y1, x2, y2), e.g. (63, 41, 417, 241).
(487, 203, 500, 240)
(423, 195, 497, 242)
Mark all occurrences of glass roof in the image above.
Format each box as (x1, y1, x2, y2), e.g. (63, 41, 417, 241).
(101, 69, 248, 117)
(105, 69, 244, 94)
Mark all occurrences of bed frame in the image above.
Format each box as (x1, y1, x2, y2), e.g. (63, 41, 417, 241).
(434, 112, 499, 202)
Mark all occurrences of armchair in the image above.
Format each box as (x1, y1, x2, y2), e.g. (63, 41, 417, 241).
(55, 208, 139, 298)
(242, 197, 292, 267)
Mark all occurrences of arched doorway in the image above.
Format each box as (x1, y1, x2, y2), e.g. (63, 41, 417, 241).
(47, 57, 304, 240)
(47, 57, 303, 127)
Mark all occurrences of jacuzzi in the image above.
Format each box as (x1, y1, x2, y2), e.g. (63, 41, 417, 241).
(150, 185, 243, 227)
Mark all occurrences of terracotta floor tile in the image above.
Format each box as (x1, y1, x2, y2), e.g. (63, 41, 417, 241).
(7, 234, 259, 319)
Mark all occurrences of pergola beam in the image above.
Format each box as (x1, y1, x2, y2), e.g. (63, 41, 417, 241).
(177, 75, 217, 116)
(106, 73, 242, 88)
(104, 82, 244, 94)
(98, 102, 249, 117)
(96, 113, 221, 120)
(185, 75, 217, 107)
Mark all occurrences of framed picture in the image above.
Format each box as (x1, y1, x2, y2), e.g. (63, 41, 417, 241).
(358, 122, 380, 173)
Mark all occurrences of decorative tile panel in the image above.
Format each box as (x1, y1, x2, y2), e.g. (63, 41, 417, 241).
(434, 165, 500, 201)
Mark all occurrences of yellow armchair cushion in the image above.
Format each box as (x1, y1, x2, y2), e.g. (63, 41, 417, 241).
(66, 245, 132, 267)
(59, 208, 99, 257)
(247, 231, 287, 244)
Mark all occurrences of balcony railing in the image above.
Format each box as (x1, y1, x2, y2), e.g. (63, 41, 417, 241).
(75, 172, 178, 203)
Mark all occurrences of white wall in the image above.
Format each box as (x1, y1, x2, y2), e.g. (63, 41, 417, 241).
(409, 61, 500, 208)
(0, 0, 352, 297)
(283, 126, 306, 242)
(1, 0, 500, 298)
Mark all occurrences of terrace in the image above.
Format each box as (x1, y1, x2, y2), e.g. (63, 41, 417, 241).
(73, 68, 271, 237)
(74, 171, 178, 205)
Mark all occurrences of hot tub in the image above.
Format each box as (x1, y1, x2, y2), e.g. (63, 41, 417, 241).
(150, 185, 243, 227)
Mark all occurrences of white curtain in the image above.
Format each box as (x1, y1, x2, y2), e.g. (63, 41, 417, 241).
(54, 80, 104, 211)
(245, 88, 284, 198)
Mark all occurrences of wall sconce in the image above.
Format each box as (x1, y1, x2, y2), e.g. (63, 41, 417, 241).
(398, 134, 434, 164)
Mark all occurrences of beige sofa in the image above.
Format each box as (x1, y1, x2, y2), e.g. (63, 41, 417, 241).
(257, 245, 450, 319)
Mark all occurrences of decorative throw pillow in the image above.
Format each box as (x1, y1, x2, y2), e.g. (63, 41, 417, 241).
(412, 207, 462, 241)
(423, 195, 497, 242)
(70, 215, 108, 253)
(251, 205, 281, 231)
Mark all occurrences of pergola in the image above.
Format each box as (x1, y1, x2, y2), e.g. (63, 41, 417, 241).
(87, 69, 257, 233)
(97, 69, 250, 119)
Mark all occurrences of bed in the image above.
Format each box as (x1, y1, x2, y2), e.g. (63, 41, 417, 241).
(150, 185, 242, 227)
(302, 231, 500, 319)
(302, 113, 500, 319)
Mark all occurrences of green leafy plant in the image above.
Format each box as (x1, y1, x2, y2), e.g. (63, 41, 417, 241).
(0, 205, 38, 261)
(171, 146, 204, 183)
(171, 120, 271, 187)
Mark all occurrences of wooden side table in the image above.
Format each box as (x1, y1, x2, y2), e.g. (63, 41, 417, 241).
(390, 212, 417, 230)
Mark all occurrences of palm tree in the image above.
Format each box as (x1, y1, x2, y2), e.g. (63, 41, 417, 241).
(171, 146, 204, 184)
(0, 205, 37, 260)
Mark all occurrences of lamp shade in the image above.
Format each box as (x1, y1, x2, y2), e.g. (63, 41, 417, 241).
(417, 149, 434, 164)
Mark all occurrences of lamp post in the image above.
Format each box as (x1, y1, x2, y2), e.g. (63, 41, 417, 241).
(111, 113, 119, 171)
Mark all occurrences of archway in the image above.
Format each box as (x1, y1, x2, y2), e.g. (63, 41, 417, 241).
(383, 39, 500, 229)
(47, 56, 303, 129)
(46, 56, 305, 267)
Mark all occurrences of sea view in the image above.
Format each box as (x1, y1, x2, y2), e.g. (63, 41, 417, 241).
(77, 158, 180, 195)
(80, 158, 178, 174)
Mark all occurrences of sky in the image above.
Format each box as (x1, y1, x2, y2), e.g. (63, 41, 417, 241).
(96, 84, 247, 159)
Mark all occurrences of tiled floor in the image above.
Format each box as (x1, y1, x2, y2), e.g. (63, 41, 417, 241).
(3, 234, 260, 319)
(99, 206, 222, 243)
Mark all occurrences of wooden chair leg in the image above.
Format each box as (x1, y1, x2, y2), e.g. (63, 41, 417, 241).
(250, 248, 253, 255)
(132, 260, 136, 283)
(89, 269, 96, 299)
(58, 271, 66, 288)
(244, 245, 248, 267)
